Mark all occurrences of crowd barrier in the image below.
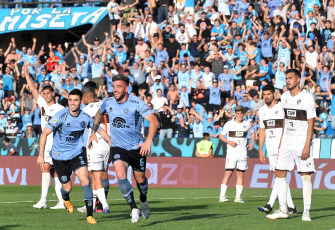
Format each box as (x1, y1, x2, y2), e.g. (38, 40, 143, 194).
(1, 138, 335, 159)
(0, 157, 334, 189)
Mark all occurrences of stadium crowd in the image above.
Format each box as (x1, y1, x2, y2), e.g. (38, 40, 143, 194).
(0, 0, 335, 139)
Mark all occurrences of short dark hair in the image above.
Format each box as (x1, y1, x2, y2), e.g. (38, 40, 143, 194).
(82, 87, 95, 96)
(42, 85, 54, 92)
(262, 84, 275, 93)
(235, 105, 245, 113)
(285, 68, 301, 78)
(113, 75, 130, 85)
(4, 137, 10, 143)
(214, 121, 220, 126)
(69, 89, 83, 100)
(84, 81, 98, 89)
(203, 132, 210, 138)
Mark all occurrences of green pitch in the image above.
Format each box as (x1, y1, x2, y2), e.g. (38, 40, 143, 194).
(0, 186, 334, 229)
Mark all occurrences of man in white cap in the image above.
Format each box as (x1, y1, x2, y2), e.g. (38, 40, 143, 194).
(326, 32, 335, 52)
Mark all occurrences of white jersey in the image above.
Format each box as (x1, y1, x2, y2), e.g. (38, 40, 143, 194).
(220, 119, 254, 154)
(83, 101, 110, 151)
(259, 102, 284, 155)
(281, 89, 316, 151)
(36, 95, 64, 146)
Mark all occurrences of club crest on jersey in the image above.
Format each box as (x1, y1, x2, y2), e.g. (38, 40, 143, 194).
(286, 110, 296, 117)
(123, 108, 130, 115)
(52, 118, 57, 123)
(275, 111, 279, 115)
(80, 121, 86, 128)
(266, 120, 275, 126)
(297, 99, 301, 105)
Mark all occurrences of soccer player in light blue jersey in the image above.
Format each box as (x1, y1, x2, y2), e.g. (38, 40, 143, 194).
(37, 89, 111, 225)
(88, 75, 158, 224)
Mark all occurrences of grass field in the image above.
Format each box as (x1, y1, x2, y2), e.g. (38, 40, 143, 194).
(0, 186, 334, 230)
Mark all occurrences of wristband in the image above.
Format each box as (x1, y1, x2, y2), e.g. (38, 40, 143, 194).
(92, 123, 99, 133)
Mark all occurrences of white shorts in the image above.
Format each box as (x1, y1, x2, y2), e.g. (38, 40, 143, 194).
(268, 154, 278, 172)
(87, 149, 110, 171)
(276, 146, 316, 173)
(246, 80, 256, 87)
(225, 152, 248, 171)
(44, 144, 53, 165)
(184, 7, 194, 14)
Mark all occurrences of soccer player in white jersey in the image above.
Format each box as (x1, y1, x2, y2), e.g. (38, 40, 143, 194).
(266, 69, 316, 221)
(219, 105, 255, 203)
(24, 67, 65, 209)
(258, 84, 296, 214)
(88, 75, 158, 223)
(82, 87, 110, 213)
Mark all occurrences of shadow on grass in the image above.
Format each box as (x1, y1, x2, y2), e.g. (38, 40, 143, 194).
(0, 225, 21, 230)
(312, 206, 335, 212)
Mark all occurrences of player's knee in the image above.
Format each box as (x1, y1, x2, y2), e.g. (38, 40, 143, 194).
(117, 178, 132, 195)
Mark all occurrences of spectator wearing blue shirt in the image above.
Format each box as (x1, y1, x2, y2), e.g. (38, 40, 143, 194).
(179, 85, 191, 108)
(233, 84, 246, 101)
(206, 78, 224, 112)
(211, 20, 227, 41)
(276, 40, 291, 67)
(115, 46, 128, 67)
(20, 48, 38, 76)
(327, 33, 335, 51)
(258, 58, 271, 81)
(257, 32, 273, 58)
(218, 65, 234, 104)
(211, 121, 223, 138)
(272, 59, 287, 90)
(0, 80, 5, 104)
(71, 48, 90, 80)
(250, 93, 263, 114)
(314, 112, 329, 137)
(236, 43, 249, 66)
(240, 93, 251, 110)
(88, 50, 106, 88)
(21, 107, 34, 132)
(176, 63, 191, 90)
(224, 46, 236, 69)
(317, 65, 333, 92)
(2, 66, 14, 96)
(155, 43, 169, 67)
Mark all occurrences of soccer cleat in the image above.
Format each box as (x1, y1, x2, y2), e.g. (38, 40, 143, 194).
(77, 205, 87, 213)
(63, 200, 74, 213)
(103, 208, 110, 214)
(140, 200, 150, 219)
(33, 200, 47, 209)
(50, 202, 65, 210)
(87, 216, 97, 224)
(302, 212, 312, 221)
(94, 208, 103, 213)
(131, 208, 140, 223)
(288, 206, 297, 215)
(258, 204, 272, 214)
(266, 210, 289, 220)
(219, 196, 229, 202)
(95, 201, 103, 213)
(234, 198, 244, 203)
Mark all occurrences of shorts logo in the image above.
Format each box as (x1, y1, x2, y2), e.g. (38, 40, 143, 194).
(235, 132, 244, 137)
(114, 154, 120, 159)
(286, 110, 296, 117)
(80, 121, 86, 128)
(306, 162, 311, 168)
(52, 118, 57, 123)
(61, 176, 67, 182)
(111, 117, 130, 128)
(123, 108, 130, 115)
(266, 120, 275, 126)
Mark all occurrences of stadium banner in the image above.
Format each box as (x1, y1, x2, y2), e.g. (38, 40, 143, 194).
(1, 137, 335, 159)
(0, 7, 108, 34)
(0, 157, 334, 189)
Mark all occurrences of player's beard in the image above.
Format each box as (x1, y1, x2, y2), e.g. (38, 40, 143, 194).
(115, 90, 127, 102)
(264, 97, 273, 106)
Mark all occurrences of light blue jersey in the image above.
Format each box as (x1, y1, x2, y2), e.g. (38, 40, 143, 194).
(46, 108, 94, 161)
(100, 95, 152, 150)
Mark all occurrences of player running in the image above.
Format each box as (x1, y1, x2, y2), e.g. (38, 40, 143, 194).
(82, 87, 110, 213)
(88, 75, 158, 223)
(266, 69, 316, 221)
(24, 66, 65, 210)
(219, 105, 255, 203)
(258, 84, 297, 214)
(37, 89, 111, 224)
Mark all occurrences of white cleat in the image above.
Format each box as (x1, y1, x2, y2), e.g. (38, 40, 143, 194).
(33, 200, 47, 209)
(50, 202, 65, 209)
(140, 200, 150, 219)
(131, 208, 140, 223)
(77, 205, 87, 213)
(219, 196, 229, 202)
(302, 212, 312, 221)
(234, 198, 244, 203)
(266, 210, 289, 220)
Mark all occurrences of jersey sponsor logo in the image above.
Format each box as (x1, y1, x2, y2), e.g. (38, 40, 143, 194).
(286, 110, 296, 117)
(266, 120, 275, 126)
(284, 109, 307, 121)
(228, 131, 247, 138)
(66, 131, 82, 141)
(111, 117, 130, 128)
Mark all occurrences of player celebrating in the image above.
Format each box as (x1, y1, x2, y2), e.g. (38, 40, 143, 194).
(82, 87, 110, 213)
(24, 66, 65, 210)
(258, 84, 296, 214)
(219, 105, 255, 203)
(37, 89, 111, 224)
(266, 69, 316, 221)
(88, 75, 158, 223)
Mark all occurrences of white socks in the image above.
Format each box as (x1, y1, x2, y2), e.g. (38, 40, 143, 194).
(96, 188, 109, 209)
(235, 185, 243, 199)
(220, 184, 228, 197)
(41, 172, 50, 202)
(302, 175, 312, 213)
(93, 190, 97, 210)
(53, 177, 63, 203)
(276, 178, 287, 213)
(268, 179, 278, 207)
(286, 183, 294, 208)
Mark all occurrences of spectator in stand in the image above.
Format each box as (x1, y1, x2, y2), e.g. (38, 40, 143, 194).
(22, 122, 36, 138)
(4, 117, 18, 138)
(4, 137, 18, 156)
(157, 104, 175, 138)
